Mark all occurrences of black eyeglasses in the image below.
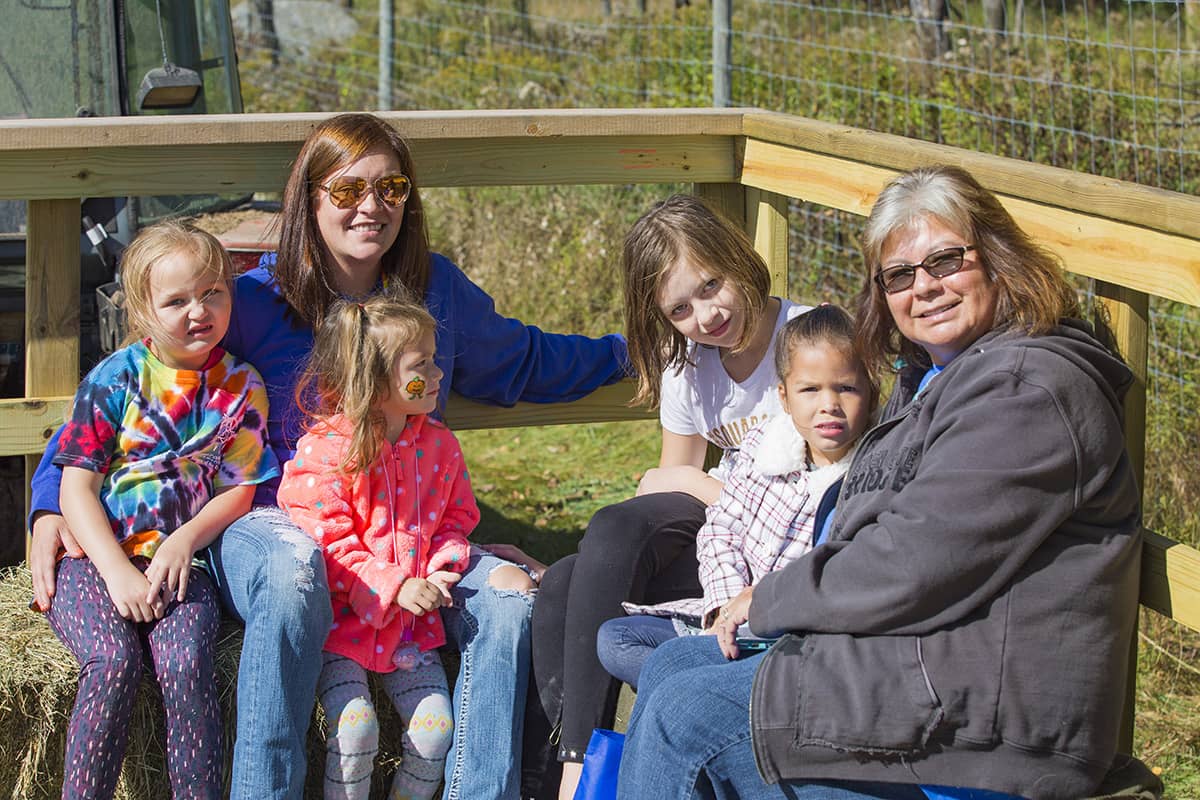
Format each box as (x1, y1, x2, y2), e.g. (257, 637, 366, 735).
(319, 173, 412, 209)
(874, 245, 976, 294)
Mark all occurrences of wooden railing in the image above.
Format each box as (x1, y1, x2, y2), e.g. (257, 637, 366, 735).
(2, 108, 1198, 736)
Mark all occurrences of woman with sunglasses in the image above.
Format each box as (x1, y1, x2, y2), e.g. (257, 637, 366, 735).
(28, 112, 628, 800)
(614, 164, 1145, 800)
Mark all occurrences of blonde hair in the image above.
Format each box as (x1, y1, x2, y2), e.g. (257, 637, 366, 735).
(855, 165, 1079, 373)
(774, 304, 880, 413)
(119, 220, 235, 345)
(623, 194, 771, 408)
(296, 290, 436, 472)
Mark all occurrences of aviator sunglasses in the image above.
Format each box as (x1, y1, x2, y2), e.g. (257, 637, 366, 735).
(875, 245, 976, 294)
(319, 173, 412, 209)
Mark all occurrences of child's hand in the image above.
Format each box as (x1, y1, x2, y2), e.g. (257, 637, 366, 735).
(104, 563, 164, 622)
(397, 577, 446, 616)
(145, 535, 196, 604)
(479, 543, 547, 582)
(426, 570, 461, 607)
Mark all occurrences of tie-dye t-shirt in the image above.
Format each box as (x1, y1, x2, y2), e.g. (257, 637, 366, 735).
(53, 340, 279, 559)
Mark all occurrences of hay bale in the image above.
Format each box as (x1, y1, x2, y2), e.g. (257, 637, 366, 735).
(0, 566, 433, 800)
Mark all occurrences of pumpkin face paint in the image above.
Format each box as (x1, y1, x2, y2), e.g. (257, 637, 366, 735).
(378, 330, 441, 433)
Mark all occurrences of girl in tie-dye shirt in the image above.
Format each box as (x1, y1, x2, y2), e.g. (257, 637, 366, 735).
(48, 222, 278, 800)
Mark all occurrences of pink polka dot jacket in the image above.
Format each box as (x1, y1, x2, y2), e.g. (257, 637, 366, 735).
(278, 413, 478, 672)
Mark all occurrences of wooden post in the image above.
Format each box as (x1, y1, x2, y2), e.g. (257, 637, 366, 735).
(746, 187, 789, 297)
(1092, 280, 1149, 754)
(24, 199, 80, 561)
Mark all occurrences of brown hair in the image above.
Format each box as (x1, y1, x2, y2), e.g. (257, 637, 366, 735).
(623, 194, 772, 408)
(120, 220, 234, 345)
(854, 164, 1079, 373)
(296, 290, 436, 472)
(774, 304, 880, 412)
(276, 112, 431, 329)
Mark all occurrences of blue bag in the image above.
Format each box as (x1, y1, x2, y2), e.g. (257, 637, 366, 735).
(572, 728, 626, 800)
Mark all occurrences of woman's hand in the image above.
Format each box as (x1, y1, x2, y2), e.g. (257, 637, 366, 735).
(29, 512, 84, 612)
(479, 543, 547, 583)
(397, 577, 447, 616)
(145, 535, 196, 605)
(104, 562, 163, 623)
(711, 585, 755, 660)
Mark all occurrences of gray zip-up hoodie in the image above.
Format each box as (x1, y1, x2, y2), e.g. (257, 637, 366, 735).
(747, 320, 1142, 800)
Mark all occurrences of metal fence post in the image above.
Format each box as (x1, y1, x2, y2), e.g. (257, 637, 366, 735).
(379, 0, 393, 110)
(712, 0, 731, 107)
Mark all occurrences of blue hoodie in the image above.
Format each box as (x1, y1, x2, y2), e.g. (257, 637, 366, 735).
(31, 251, 628, 514)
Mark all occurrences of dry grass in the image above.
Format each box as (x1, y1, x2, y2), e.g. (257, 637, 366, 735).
(0, 565, 423, 800)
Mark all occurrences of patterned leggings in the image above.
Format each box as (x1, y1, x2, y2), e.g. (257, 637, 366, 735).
(318, 652, 454, 800)
(45, 556, 223, 800)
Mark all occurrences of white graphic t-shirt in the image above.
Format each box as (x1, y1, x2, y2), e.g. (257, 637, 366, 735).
(659, 298, 809, 482)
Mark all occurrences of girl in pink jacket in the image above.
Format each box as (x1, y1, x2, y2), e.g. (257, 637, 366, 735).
(278, 292, 478, 800)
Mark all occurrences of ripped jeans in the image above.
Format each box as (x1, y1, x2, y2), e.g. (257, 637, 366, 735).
(205, 505, 332, 800)
(207, 509, 534, 800)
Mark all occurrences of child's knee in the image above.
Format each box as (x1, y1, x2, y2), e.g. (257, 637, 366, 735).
(330, 696, 380, 752)
(487, 563, 535, 593)
(407, 706, 454, 759)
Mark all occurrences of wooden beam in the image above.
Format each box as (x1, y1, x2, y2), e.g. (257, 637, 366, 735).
(0, 136, 738, 199)
(742, 111, 1200, 241)
(1140, 530, 1200, 634)
(1093, 283, 1149, 490)
(24, 199, 79, 554)
(443, 381, 652, 431)
(0, 397, 71, 457)
(740, 139, 1200, 306)
(747, 187, 790, 297)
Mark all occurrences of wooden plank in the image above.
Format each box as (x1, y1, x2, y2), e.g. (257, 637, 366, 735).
(24, 199, 79, 553)
(1093, 283, 1149, 490)
(0, 108, 750, 151)
(747, 187, 790, 297)
(1140, 530, 1200, 634)
(695, 182, 749, 228)
(0, 397, 71, 457)
(0, 135, 737, 200)
(443, 381, 653, 431)
(742, 111, 1200, 241)
(740, 139, 1200, 308)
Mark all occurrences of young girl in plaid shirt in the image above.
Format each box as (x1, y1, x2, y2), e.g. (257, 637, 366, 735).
(597, 304, 879, 683)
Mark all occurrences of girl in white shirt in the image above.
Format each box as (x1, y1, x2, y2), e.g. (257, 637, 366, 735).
(499, 194, 809, 800)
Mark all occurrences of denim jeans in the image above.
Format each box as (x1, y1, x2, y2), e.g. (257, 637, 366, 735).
(617, 636, 927, 800)
(596, 614, 679, 689)
(204, 505, 333, 800)
(440, 545, 535, 800)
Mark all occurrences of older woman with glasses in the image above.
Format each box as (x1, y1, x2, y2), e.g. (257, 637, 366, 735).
(615, 164, 1144, 800)
(28, 112, 628, 800)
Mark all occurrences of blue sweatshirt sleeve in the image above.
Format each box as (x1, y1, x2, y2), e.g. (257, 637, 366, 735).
(429, 254, 630, 406)
(28, 425, 65, 529)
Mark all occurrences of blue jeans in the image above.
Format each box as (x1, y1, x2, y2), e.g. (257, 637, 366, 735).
(596, 614, 679, 689)
(209, 513, 532, 800)
(617, 636, 927, 800)
(440, 545, 535, 800)
(205, 506, 333, 800)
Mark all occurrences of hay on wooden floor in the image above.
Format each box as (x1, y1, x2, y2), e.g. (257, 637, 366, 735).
(0, 565, 421, 800)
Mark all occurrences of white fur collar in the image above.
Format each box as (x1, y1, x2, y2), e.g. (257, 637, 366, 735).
(752, 413, 860, 478)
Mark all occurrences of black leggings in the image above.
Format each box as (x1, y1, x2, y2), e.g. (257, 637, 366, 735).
(529, 491, 707, 766)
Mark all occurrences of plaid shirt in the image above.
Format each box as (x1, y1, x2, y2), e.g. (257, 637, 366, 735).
(696, 415, 851, 622)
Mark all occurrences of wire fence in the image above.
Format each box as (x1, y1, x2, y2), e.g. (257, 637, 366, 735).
(233, 0, 1200, 476)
